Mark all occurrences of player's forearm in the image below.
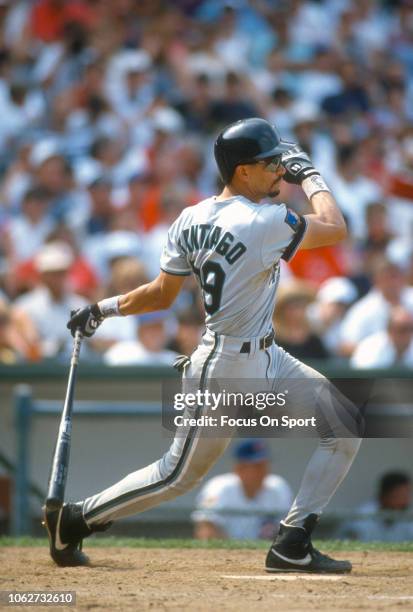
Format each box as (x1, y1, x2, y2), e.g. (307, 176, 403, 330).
(305, 188, 347, 239)
(67, 272, 184, 337)
(95, 280, 169, 320)
(118, 280, 168, 316)
(300, 178, 347, 248)
(282, 145, 347, 247)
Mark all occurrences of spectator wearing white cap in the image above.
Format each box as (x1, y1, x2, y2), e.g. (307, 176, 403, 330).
(103, 310, 178, 366)
(14, 241, 87, 359)
(308, 276, 358, 355)
(350, 306, 413, 369)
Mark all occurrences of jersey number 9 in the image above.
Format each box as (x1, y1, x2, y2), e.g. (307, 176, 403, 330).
(191, 261, 226, 315)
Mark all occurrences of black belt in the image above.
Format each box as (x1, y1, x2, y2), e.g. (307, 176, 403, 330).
(240, 331, 274, 354)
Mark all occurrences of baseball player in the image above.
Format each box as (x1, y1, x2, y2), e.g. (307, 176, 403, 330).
(44, 118, 361, 572)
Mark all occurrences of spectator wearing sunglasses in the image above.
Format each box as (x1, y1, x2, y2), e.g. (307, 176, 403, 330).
(350, 306, 413, 369)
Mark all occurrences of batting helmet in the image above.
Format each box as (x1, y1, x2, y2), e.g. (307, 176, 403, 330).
(214, 118, 292, 184)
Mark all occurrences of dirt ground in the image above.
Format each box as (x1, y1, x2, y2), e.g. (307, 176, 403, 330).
(1, 548, 413, 611)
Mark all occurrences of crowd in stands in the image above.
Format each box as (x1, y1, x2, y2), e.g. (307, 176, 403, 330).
(0, 0, 413, 367)
(192, 440, 413, 542)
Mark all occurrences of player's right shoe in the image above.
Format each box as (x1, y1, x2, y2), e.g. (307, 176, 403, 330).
(43, 502, 111, 567)
(265, 514, 352, 574)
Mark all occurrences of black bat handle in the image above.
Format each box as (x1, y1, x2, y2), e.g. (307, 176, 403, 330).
(46, 330, 83, 511)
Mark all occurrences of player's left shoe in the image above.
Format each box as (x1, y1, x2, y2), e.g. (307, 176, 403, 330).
(265, 514, 352, 574)
(43, 502, 111, 567)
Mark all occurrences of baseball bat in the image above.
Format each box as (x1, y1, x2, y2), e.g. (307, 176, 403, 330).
(45, 329, 83, 511)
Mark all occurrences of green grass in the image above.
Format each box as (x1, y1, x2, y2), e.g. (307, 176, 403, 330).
(1, 537, 413, 552)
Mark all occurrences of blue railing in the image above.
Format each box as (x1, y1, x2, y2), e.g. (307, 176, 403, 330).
(12, 384, 162, 536)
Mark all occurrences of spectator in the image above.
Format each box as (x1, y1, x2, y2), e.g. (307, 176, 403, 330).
(324, 143, 382, 241)
(192, 440, 293, 540)
(29, 141, 89, 232)
(308, 276, 358, 355)
(94, 257, 149, 349)
(83, 224, 144, 284)
(5, 186, 55, 262)
(173, 72, 214, 134)
(273, 281, 330, 361)
(83, 175, 115, 236)
(0, 299, 36, 364)
(0, 1, 410, 364)
(339, 257, 413, 356)
(45, 223, 99, 300)
(142, 189, 189, 279)
(339, 471, 413, 542)
(104, 310, 178, 366)
(208, 70, 260, 129)
(167, 308, 204, 356)
(0, 79, 45, 154)
(104, 49, 155, 127)
(14, 241, 87, 359)
(350, 306, 413, 369)
(361, 202, 394, 266)
(321, 61, 370, 118)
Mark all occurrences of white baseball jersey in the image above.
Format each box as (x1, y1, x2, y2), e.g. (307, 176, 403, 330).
(192, 472, 293, 540)
(160, 195, 307, 337)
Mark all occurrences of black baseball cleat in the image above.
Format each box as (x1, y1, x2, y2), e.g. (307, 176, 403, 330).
(265, 514, 352, 574)
(43, 502, 112, 567)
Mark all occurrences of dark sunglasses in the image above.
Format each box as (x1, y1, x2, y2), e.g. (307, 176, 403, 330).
(257, 156, 283, 172)
(242, 155, 283, 172)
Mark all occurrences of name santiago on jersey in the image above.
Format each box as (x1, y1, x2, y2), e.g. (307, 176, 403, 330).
(178, 223, 247, 266)
(177, 221, 279, 291)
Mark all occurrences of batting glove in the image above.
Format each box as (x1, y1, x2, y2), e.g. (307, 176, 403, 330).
(281, 144, 320, 185)
(67, 304, 104, 338)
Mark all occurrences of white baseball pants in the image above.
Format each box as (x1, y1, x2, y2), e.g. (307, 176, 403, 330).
(82, 329, 361, 527)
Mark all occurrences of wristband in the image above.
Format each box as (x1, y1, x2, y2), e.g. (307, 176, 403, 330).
(97, 295, 123, 318)
(302, 174, 331, 199)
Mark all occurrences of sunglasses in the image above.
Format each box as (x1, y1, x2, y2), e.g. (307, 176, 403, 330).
(257, 156, 283, 172)
(243, 155, 283, 172)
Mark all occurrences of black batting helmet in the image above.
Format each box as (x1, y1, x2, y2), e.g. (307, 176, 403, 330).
(214, 117, 292, 184)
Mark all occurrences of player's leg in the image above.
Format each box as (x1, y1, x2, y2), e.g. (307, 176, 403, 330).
(81, 335, 233, 525)
(82, 429, 232, 524)
(44, 333, 232, 565)
(273, 348, 362, 525)
(265, 347, 362, 573)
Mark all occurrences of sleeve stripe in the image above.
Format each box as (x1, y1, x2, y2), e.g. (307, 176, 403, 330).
(160, 266, 191, 276)
(281, 216, 308, 262)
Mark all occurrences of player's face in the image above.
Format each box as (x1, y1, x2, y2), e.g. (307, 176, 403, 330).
(241, 156, 286, 200)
